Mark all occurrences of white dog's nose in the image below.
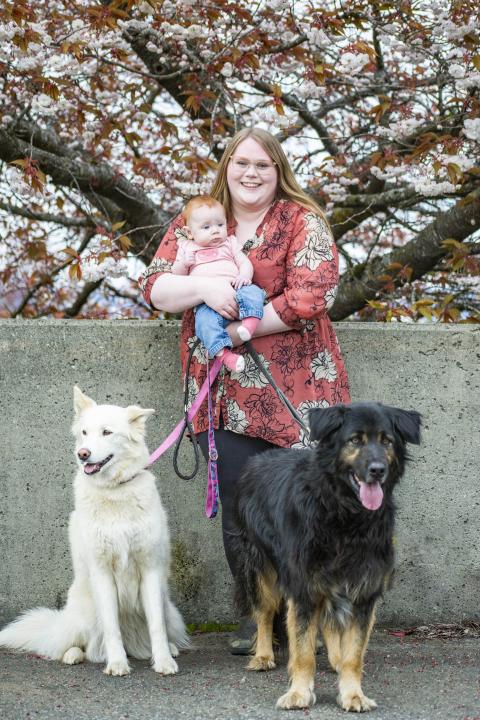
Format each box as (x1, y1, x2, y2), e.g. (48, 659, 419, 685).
(78, 448, 91, 461)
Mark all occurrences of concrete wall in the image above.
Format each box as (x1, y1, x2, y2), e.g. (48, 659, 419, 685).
(0, 320, 478, 627)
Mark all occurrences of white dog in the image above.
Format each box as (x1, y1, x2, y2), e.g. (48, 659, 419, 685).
(0, 387, 189, 676)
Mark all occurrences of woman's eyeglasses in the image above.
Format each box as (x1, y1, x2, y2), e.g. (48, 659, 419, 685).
(229, 157, 277, 174)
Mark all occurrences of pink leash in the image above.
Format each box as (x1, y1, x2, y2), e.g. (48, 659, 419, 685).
(145, 357, 222, 517)
(145, 340, 310, 519)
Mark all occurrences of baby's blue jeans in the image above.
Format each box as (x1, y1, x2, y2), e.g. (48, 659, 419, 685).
(195, 284, 265, 358)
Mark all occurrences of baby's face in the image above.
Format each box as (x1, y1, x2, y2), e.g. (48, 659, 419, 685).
(187, 205, 228, 246)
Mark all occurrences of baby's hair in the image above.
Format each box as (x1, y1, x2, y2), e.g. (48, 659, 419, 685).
(183, 195, 225, 224)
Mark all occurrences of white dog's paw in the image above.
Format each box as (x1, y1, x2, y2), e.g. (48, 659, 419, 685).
(169, 642, 179, 657)
(62, 647, 85, 665)
(276, 688, 316, 710)
(338, 690, 377, 712)
(153, 656, 178, 675)
(104, 659, 131, 676)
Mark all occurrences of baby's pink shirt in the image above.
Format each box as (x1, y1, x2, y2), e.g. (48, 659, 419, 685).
(175, 235, 247, 282)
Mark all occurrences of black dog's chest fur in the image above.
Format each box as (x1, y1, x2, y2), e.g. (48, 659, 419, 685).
(312, 522, 394, 618)
(282, 496, 395, 611)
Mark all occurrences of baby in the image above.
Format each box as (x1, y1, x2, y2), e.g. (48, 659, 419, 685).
(172, 195, 264, 373)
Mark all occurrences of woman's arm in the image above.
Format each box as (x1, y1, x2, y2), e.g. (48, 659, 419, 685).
(227, 302, 291, 346)
(253, 302, 292, 336)
(150, 274, 207, 313)
(270, 211, 339, 328)
(227, 209, 338, 345)
(150, 274, 239, 320)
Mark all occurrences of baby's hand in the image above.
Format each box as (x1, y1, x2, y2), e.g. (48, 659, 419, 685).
(232, 275, 252, 290)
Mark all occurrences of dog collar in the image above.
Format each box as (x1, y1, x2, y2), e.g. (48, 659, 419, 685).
(118, 471, 142, 486)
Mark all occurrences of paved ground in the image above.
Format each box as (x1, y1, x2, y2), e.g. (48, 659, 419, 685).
(0, 631, 478, 720)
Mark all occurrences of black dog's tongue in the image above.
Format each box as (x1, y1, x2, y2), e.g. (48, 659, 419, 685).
(359, 481, 383, 511)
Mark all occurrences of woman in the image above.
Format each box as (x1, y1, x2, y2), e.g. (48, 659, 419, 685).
(139, 127, 350, 652)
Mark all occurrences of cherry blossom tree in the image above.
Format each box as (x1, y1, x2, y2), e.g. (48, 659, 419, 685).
(0, 0, 479, 321)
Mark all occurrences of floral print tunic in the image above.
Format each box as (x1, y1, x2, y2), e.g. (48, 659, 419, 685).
(139, 199, 350, 449)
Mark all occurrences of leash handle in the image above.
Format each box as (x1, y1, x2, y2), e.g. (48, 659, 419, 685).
(172, 417, 199, 481)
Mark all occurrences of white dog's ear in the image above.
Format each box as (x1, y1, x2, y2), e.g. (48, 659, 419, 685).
(126, 406, 155, 429)
(73, 386, 96, 416)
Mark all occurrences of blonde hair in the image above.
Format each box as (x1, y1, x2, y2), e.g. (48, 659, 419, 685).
(210, 127, 327, 221)
(183, 194, 225, 225)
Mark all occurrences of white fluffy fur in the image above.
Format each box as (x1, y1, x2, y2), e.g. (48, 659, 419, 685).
(0, 387, 189, 676)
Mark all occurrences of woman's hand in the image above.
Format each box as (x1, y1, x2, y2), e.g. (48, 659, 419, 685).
(201, 278, 239, 320)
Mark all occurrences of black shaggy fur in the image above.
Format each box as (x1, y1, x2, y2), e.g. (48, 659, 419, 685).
(232, 401, 421, 712)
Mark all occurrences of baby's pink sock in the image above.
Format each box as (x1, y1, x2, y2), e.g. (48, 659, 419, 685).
(237, 317, 260, 342)
(217, 348, 245, 373)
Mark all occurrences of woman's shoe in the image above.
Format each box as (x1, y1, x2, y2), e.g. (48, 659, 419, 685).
(229, 616, 257, 655)
(228, 616, 323, 655)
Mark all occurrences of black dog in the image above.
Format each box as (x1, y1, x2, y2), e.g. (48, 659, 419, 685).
(233, 402, 421, 712)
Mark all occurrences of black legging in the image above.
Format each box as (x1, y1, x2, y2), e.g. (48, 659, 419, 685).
(196, 419, 277, 577)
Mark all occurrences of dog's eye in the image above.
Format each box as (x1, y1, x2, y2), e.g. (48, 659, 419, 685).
(103, 429, 112, 436)
(350, 435, 363, 446)
(381, 436, 392, 446)
(82, 430, 87, 436)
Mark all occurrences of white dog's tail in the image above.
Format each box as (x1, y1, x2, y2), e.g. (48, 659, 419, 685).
(166, 599, 191, 649)
(0, 607, 85, 660)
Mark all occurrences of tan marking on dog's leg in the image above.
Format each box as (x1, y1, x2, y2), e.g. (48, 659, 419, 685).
(276, 599, 319, 710)
(247, 569, 280, 671)
(321, 624, 342, 672)
(337, 607, 377, 712)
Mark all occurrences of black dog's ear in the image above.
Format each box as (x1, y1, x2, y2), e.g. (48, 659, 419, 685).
(390, 408, 422, 445)
(309, 405, 346, 443)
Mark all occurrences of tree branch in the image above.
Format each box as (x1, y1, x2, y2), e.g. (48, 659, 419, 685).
(253, 79, 340, 156)
(333, 186, 420, 209)
(11, 230, 95, 317)
(330, 190, 480, 320)
(0, 200, 95, 228)
(64, 279, 103, 317)
(0, 126, 171, 261)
